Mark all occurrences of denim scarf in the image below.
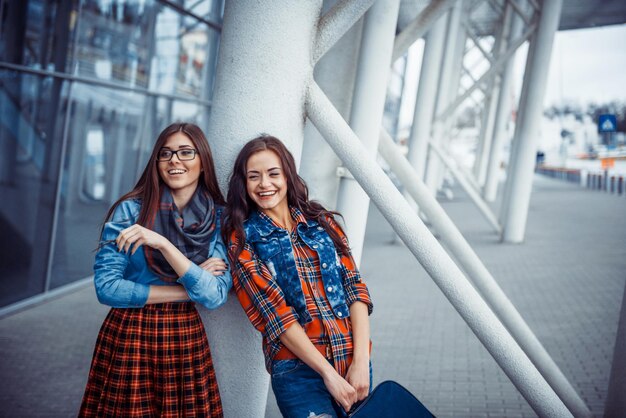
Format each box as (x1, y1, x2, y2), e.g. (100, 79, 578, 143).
(145, 185, 216, 282)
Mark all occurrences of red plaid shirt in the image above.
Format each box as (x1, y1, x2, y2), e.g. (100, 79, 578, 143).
(230, 208, 372, 376)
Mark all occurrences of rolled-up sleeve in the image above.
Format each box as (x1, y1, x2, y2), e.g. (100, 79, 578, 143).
(329, 217, 373, 315)
(230, 237, 299, 343)
(177, 235, 232, 309)
(93, 201, 150, 308)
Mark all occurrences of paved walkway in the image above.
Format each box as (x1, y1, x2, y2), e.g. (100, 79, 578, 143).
(1, 175, 624, 417)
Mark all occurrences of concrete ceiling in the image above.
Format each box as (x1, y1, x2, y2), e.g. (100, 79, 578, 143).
(398, 0, 626, 36)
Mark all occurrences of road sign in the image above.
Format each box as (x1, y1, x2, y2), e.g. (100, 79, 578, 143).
(598, 114, 617, 133)
(601, 158, 615, 169)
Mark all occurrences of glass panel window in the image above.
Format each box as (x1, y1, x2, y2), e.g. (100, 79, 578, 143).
(151, 3, 220, 99)
(0, 71, 70, 306)
(49, 83, 149, 290)
(75, 0, 158, 87)
(0, 0, 222, 307)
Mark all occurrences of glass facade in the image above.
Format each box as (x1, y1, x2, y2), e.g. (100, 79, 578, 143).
(0, 0, 223, 308)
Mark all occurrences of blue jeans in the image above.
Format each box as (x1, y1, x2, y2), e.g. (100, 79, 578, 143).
(271, 359, 373, 418)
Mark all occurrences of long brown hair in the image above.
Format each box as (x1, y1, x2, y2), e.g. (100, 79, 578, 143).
(222, 134, 349, 259)
(102, 122, 225, 231)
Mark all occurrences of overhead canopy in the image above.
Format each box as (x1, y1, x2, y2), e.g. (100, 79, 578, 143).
(398, 0, 626, 36)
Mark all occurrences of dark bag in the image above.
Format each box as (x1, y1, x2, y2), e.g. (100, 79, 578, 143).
(349, 380, 435, 418)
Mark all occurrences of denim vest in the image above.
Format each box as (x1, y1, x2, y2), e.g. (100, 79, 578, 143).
(243, 209, 350, 325)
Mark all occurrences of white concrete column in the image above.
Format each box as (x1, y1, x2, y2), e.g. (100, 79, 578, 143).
(499, 24, 536, 226)
(199, 2, 323, 417)
(501, 0, 563, 243)
(484, 3, 526, 202)
(425, 0, 463, 195)
(406, 15, 447, 183)
(441, 11, 467, 145)
(300, 0, 364, 209)
(475, 87, 501, 184)
(335, 0, 400, 265)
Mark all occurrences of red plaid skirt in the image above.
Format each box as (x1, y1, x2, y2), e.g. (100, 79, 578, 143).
(79, 302, 223, 417)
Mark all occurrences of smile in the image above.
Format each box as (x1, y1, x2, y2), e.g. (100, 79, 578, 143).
(168, 169, 186, 175)
(258, 191, 276, 197)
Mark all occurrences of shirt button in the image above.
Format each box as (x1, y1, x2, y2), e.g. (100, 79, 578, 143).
(327, 286, 333, 292)
(313, 244, 319, 249)
(337, 311, 343, 317)
(317, 226, 324, 231)
(322, 263, 328, 268)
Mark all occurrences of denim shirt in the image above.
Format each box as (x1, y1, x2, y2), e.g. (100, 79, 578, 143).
(243, 209, 350, 325)
(94, 199, 232, 309)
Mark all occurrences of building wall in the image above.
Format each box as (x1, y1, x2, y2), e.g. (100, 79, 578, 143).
(0, 0, 223, 308)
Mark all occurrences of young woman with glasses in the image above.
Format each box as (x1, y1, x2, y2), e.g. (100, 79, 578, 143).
(222, 135, 373, 418)
(79, 123, 230, 417)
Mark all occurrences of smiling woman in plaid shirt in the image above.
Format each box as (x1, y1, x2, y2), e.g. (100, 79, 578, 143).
(79, 123, 231, 417)
(223, 135, 373, 417)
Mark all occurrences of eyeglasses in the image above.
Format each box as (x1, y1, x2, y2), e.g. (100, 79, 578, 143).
(157, 148, 197, 161)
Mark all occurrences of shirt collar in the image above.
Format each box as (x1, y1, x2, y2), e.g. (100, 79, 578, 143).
(248, 206, 316, 237)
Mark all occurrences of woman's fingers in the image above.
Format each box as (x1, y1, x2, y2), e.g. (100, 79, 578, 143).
(338, 386, 357, 412)
(323, 372, 357, 413)
(199, 257, 228, 274)
(117, 225, 151, 254)
(130, 237, 145, 255)
(345, 362, 370, 401)
(117, 225, 137, 252)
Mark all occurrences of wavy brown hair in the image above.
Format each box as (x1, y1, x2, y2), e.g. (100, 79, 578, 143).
(222, 134, 349, 260)
(102, 122, 225, 232)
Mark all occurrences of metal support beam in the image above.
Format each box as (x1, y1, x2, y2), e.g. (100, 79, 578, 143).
(306, 81, 571, 418)
(313, 0, 376, 63)
(464, 21, 494, 64)
(379, 128, 590, 418)
(508, 0, 533, 25)
(336, 0, 400, 265)
(474, 3, 512, 186)
(436, 22, 536, 123)
(429, 141, 502, 233)
(392, 0, 456, 62)
(486, 0, 504, 14)
(527, 0, 540, 13)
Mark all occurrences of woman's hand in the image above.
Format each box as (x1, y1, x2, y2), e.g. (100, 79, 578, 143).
(345, 359, 370, 401)
(199, 257, 228, 276)
(322, 371, 358, 413)
(116, 224, 168, 255)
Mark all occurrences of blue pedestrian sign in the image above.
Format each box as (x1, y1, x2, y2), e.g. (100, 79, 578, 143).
(598, 114, 617, 133)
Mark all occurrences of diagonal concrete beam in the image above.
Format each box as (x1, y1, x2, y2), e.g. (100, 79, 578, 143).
(313, 0, 376, 64)
(429, 140, 502, 233)
(306, 80, 571, 418)
(378, 128, 591, 418)
(391, 0, 457, 62)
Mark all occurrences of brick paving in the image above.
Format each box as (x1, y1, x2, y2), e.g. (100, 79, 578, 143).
(1, 175, 624, 417)
(355, 175, 625, 418)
